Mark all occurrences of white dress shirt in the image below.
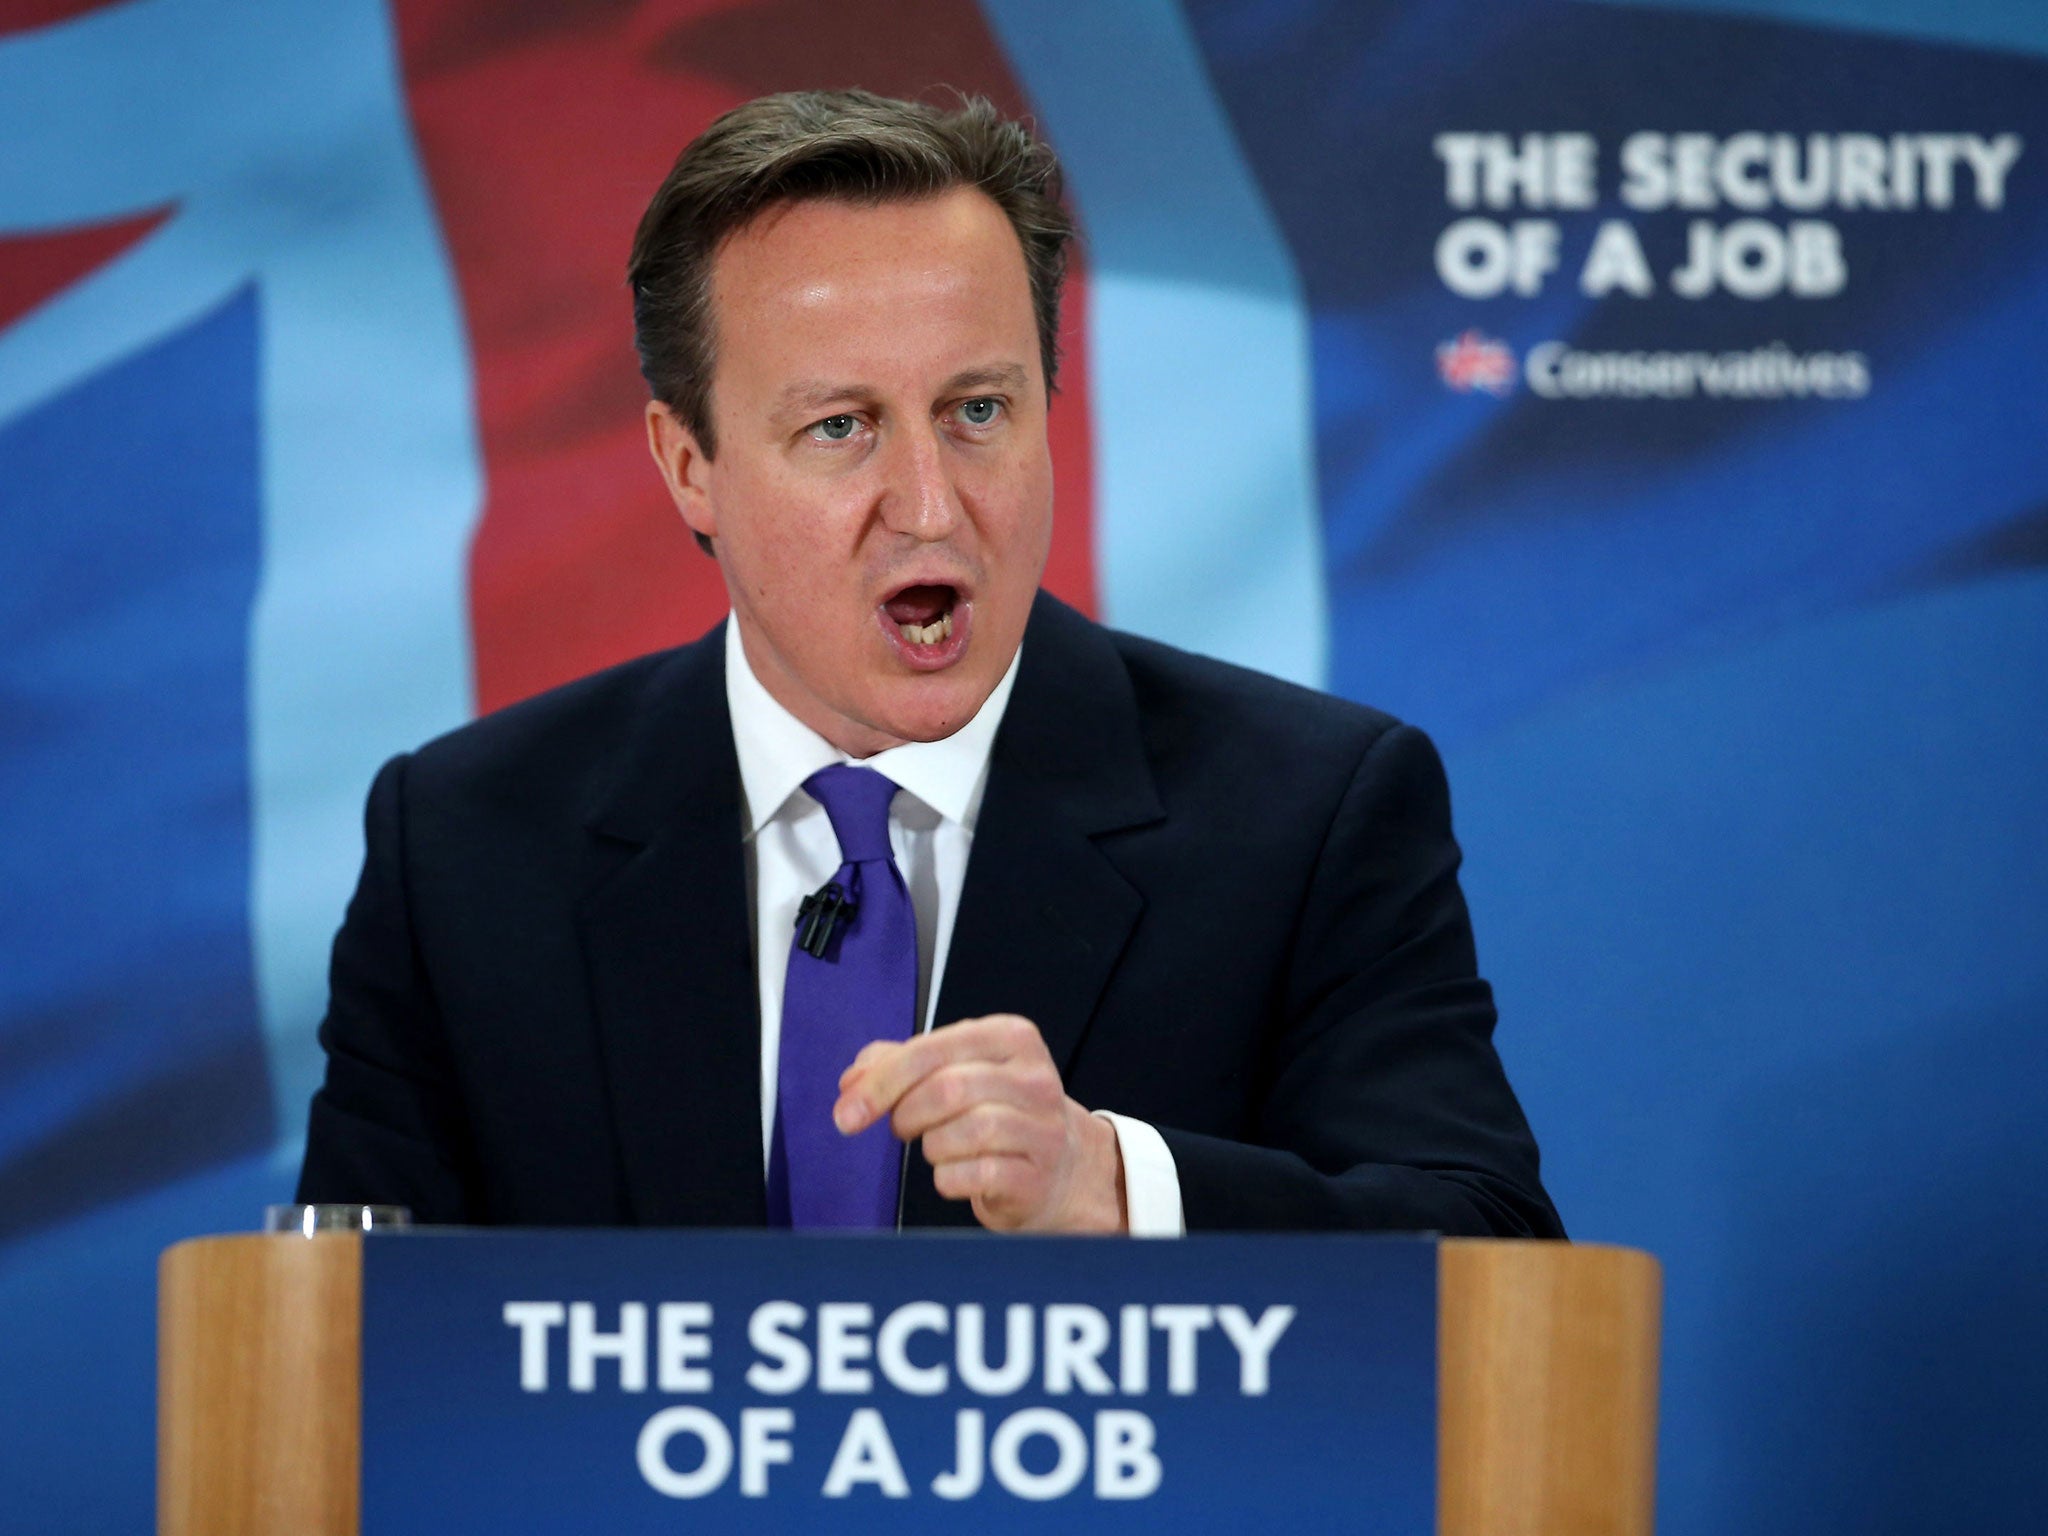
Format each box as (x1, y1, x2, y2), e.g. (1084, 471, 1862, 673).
(723, 620, 1185, 1236)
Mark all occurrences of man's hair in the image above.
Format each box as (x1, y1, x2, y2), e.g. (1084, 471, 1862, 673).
(628, 89, 1075, 466)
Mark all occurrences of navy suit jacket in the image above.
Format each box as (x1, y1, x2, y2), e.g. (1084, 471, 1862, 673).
(298, 593, 1562, 1237)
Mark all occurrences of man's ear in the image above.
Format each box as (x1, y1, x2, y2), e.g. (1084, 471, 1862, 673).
(645, 400, 716, 544)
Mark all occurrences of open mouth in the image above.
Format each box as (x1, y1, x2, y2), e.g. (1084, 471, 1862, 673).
(882, 583, 960, 647)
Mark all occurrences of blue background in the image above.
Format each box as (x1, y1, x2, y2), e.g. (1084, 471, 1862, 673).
(2, 1, 2044, 1532)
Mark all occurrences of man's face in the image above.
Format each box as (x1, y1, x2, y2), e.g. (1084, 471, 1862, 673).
(648, 187, 1054, 757)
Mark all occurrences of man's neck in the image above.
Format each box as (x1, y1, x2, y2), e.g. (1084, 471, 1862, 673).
(723, 617, 1024, 837)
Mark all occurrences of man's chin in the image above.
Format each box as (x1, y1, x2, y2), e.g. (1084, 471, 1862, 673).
(863, 673, 999, 748)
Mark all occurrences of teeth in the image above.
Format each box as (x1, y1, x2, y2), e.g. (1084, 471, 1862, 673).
(897, 609, 955, 646)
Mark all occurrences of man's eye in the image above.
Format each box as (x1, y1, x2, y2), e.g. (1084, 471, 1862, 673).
(957, 398, 1001, 427)
(811, 414, 858, 442)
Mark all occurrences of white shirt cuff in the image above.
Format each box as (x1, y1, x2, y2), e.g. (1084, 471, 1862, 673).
(1094, 1111, 1186, 1237)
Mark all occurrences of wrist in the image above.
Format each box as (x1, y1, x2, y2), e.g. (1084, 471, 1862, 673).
(1072, 1105, 1128, 1233)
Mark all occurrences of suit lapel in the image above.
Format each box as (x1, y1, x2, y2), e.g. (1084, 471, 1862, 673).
(576, 626, 766, 1226)
(901, 595, 1166, 1228)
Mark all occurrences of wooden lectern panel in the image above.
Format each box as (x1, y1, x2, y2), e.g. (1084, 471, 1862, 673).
(159, 1234, 1658, 1535)
(1440, 1241, 1661, 1536)
(159, 1232, 360, 1536)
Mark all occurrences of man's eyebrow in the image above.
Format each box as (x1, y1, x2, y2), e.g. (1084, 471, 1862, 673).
(770, 363, 1031, 424)
(942, 363, 1028, 396)
(772, 380, 870, 421)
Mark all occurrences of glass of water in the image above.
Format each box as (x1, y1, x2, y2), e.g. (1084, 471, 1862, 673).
(262, 1204, 412, 1236)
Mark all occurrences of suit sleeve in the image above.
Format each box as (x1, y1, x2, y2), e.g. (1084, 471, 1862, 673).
(295, 753, 481, 1222)
(1157, 724, 1565, 1238)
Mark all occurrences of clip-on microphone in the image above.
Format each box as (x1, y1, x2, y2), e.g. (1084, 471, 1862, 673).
(795, 880, 858, 959)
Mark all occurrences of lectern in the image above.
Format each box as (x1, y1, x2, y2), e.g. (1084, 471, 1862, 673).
(160, 1235, 1658, 1535)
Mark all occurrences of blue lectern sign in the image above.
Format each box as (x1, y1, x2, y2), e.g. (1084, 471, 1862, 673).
(360, 1231, 1435, 1534)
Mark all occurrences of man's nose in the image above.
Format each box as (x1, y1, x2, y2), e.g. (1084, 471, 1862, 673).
(876, 422, 965, 540)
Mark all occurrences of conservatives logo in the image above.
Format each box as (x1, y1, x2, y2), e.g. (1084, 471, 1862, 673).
(1437, 332, 1872, 400)
(1436, 329, 1518, 395)
(1523, 341, 1870, 399)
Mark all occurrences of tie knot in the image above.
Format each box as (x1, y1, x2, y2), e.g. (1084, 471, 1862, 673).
(802, 764, 899, 864)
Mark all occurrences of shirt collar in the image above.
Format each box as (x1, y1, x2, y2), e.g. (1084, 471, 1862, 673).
(724, 618, 1021, 838)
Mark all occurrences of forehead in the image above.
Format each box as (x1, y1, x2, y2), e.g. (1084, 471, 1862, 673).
(706, 188, 1037, 390)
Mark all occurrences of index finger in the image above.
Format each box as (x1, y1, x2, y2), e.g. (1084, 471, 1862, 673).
(835, 1014, 1040, 1133)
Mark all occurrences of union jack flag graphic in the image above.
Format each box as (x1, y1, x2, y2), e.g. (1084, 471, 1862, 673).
(6, 5, 2048, 1534)
(1436, 328, 1517, 395)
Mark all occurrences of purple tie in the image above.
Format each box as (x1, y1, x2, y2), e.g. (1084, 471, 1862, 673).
(768, 764, 918, 1228)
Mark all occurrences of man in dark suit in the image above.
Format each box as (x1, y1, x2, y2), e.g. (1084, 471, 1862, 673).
(297, 90, 1560, 1240)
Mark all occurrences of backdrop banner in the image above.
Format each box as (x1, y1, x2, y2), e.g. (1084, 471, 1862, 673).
(359, 1230, 1436, 1535)
(4, 4, 2046, 1533)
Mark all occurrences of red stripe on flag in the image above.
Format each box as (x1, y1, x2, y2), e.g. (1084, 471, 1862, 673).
(0, 207, 171, 334)
(0, 0, 120, 36)
(395, 0, 1098, 716)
